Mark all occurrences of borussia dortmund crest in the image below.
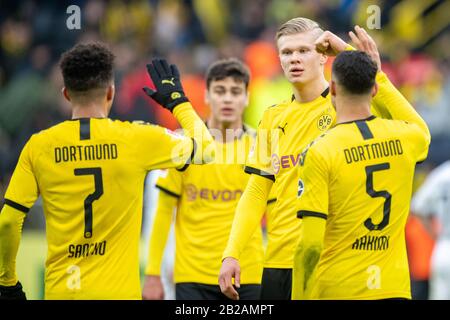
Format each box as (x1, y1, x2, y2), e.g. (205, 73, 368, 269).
(317, 114, 333, 131)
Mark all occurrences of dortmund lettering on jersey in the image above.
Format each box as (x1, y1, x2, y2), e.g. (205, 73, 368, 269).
(297, 116, 429, 299)
(4, 118, 193, 299)
(155, 129, 264, 285)
(54, 143, 118, 163)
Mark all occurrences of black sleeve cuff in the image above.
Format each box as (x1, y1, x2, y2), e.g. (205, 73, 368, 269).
(177, 138, 197, 172)
(155, 185, 181, 198)
(3, 199, 30, 213)
(244, 166, 275, 182)
(297, 210, 327, 220)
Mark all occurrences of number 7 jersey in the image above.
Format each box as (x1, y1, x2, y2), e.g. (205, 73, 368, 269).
(296, 116, 429, 299)
(4, 118, 194, 299)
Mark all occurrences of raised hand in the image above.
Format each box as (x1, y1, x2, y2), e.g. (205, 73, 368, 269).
(348, 26, 381, 71)
(143, 58, 189, 112)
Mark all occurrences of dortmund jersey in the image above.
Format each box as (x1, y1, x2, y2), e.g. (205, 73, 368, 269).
(245, 89, 335, 268)
(4, 118, 193, 299)
(244, 72, 393, 269)
(297, 116, 429, 299)
(155, 128, 265, 285)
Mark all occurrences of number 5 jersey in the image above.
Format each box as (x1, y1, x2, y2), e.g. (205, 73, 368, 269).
(296, 83, 430, 299)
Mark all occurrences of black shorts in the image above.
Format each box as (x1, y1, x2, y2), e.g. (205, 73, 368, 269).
(260, 268, 292, 300)
(176, 283, 261, 300)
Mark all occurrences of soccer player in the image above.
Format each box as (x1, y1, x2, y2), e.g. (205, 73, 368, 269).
(0, 42, 214, 300)
(142, 58, 273, 300)
(293, 50, 430, 300)
(411, 160, 450, 299)
(219, 18, 391, 300)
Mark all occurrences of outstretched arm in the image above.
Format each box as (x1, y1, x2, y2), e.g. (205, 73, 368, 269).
(143, 59, 214, 165)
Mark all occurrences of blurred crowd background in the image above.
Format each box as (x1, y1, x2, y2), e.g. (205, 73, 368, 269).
(1, 0, 449, 299)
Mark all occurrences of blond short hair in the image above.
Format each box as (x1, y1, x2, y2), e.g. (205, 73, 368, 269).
(275, 17, 323, 41)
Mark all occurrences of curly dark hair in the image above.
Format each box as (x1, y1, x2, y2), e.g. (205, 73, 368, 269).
(60, 42, 115, 92)
(332, 51, 378, 94)
(205, 58, 250, 89)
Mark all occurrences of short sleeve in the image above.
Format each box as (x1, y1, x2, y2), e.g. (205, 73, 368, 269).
(155, 168, 183, 198)
(4, 137, 39, 212)
(296, 147, 329, 220)
(132, 123, 194, 171)
(245, 110, 275, 180)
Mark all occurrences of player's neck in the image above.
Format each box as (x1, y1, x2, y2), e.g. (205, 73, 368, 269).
(335, 97, 372, 124)
(207, 117, 244, 143)
(292, 78, 329, 103)
(71, 103, 108, 119)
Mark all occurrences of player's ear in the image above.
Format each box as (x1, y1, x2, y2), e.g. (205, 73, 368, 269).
(320, 53, 328, 66)
(204, 88, 210, 106)
(106, 84, 115, 101)
(62, 87, 71, 102)
(371, 82, 378, 98)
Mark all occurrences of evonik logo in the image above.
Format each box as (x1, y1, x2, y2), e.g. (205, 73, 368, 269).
(271, 153, 303, 174)
(185, 184, 243, 202)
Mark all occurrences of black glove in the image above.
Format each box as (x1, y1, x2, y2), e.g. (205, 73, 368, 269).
(143, 58, 189, 112)
(0, 281, 27, 300)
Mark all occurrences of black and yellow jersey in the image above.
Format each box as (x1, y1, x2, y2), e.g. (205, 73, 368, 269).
(247, 89, 336, 268)
(296, 115, 430, 299)
(3, 118, 194, 299)
(241, 71, 395, 269)
(148, 128, 270, 285)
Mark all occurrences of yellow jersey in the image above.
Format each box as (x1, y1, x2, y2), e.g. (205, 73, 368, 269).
(4, 118, 194, 299)
(296, 116, 430, 299)
(246, 89, 335, 268)
(244, 70, 395, 269)
(154, 128, 265, 285)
